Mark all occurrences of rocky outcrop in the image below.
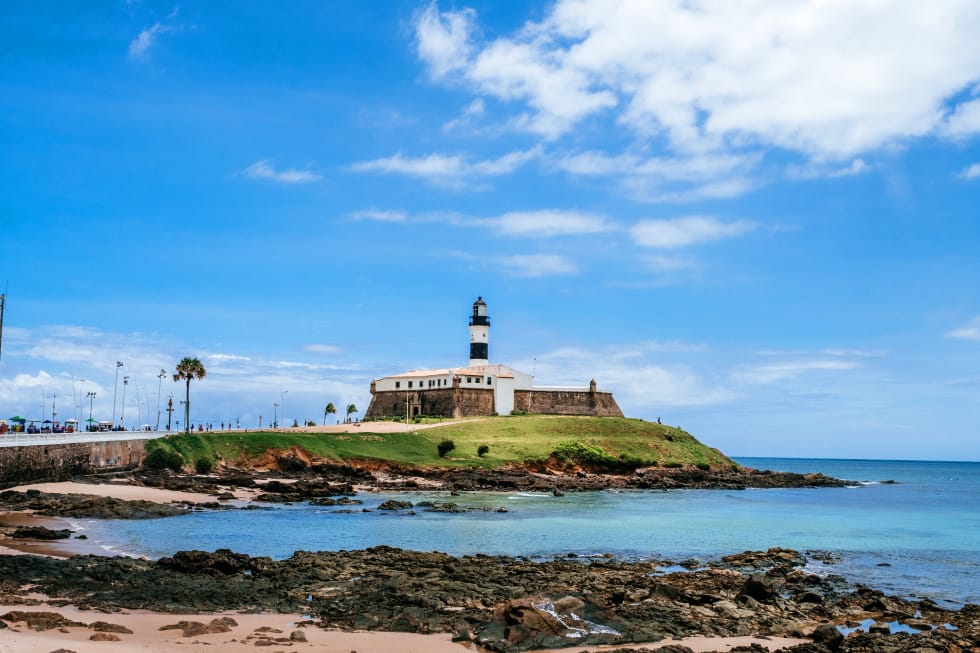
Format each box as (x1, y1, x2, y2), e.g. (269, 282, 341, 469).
(0, 548, 976, 652)
(0, 489, 188, 519)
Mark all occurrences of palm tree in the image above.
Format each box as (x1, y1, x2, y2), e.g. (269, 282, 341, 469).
(323, 402, 336, 426)
(173, 357, 206, 435)
(346, 403, 357, 424)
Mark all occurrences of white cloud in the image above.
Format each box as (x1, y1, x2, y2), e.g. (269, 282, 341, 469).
(415, 1, 980, 195)
(206, 353, 252, 363)
(789, 158, 873, 180)
(496, 253, 578, 277)
(128, 23, 167, 59)
(943, 98, 980, 138)
(732, 359, 859, 385)
(128, 7, 181, 60)
(244, 160, 321, 184)
(557, 150, 759, 202)
(415, 2, 475, 79)
(350, 146, 540, 187)
(489, 210, 613, 237)
(304, 344, 344, 355)
(643, 254, 699, 273)
(959, 163, 980, 180)
(349, 209, 408, 222)
(0, 323, 370, 427)
(350, 207, 613, 238)
(631, 216, 756, 248)
(442, 98, 486, 132)
(519, 344, 733, 409)
(946, 317, 980, 340)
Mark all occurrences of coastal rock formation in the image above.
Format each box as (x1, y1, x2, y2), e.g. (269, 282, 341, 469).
(0, 489, 188, 519)
(0, 547, 976, 652)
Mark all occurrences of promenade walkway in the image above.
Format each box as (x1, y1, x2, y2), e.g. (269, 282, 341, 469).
(0, 430, 163, 448)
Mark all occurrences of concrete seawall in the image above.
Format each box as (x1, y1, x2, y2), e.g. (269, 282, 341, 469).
(0, 434, 152, 488)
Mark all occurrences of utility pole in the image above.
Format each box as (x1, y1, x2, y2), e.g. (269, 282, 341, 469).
(112, 361, 124, 426)
(0, 291, 6, 367)
(121, 375, 129, 430)
(156, 369, 166, 430)
(87, 392, 96, 430)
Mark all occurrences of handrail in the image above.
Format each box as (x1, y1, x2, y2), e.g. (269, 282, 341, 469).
(0, 431, 165, 448)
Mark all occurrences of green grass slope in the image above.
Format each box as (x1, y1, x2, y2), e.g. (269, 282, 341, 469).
(145, 415, 735, 471)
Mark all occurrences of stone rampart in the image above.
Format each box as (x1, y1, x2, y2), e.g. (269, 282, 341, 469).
(365, 388, 496, 419)
(513, 389, 623, 417)
(0, 438, 148, 488)
(366, 385, 623, 419)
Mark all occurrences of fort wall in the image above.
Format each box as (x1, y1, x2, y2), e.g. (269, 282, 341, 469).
(514, 389, 624, 417)
(365, 386, 623, 419)
(0, 438, 147, 488)
(364, 388, 496, 420)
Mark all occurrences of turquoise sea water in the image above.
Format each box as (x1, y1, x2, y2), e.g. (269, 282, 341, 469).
(76, 458, 980, 607)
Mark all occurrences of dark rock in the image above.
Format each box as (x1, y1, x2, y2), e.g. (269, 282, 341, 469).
(811, 623, 844, 649)
(89, 632, 121, 641)
(740, 575, 775, 602)
(11, 526, 73, 540)
(90, 621, 134, 634)
(378, 500, 413, 510)
(0, 611, 85, 631)
(158, 549, 253, 576)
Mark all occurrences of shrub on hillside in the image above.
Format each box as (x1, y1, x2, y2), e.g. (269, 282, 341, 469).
(143, 448, 184, 472)
(553, 441, 616, 466)
(477, 444, 490, 457)
(437, 439, 456, 458)
(695, 462, 711, 471)
(195, 458, 214, 474)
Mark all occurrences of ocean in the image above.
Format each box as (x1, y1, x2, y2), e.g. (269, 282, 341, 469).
(77, 458, 980, 608)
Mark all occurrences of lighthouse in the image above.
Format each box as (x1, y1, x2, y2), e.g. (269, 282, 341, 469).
(469, 296, 490, 366)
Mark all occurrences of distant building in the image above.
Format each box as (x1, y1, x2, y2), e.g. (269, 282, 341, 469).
(365, 297, 623, 420)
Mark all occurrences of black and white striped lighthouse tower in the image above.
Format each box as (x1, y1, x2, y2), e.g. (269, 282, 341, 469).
(469, 296, 490, 366)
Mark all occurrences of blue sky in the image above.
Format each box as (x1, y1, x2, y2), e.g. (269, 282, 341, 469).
(2, 1, 979, 460)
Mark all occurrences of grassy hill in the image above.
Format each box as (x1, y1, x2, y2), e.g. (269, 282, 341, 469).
(144, 415, 735, 472)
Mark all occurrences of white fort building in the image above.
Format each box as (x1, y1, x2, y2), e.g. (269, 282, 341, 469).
(365, 297, 623, 420)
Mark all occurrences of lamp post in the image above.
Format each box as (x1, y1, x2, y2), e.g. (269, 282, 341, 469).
(273, 402, 279, 430)
(86, 392, 96, 430)
(281, 389, 288, 429)
(155, 369, 166, 431)
(112, 361, 123, 427)
(121, 376, 129, 430)
(134, 384, 142, 427)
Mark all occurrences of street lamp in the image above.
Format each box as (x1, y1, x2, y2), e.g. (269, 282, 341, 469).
(273, 402, 279, 430)
(112, 361, 123, 426)
(281, 389, 289, 429)
(155, 369, 166, 431)
(86, 391, 96, 430)
(121, 376, 129, 430)
(134, 384, 142, 427)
